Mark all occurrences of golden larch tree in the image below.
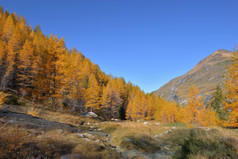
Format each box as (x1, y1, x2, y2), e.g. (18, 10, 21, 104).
(85, 73, 100, 112)
(224, 49, 238, 127)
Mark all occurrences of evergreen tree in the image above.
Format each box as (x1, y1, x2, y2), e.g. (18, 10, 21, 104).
(210, 85, 228, 121)
(118, 105, 126, 120)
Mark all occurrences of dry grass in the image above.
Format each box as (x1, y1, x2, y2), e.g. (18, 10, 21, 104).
(164, 127, 238, 159)
(1, 103, 237, 158)
(99, 121, 170, 153)
(0, 124, 75, 158)
(27, 107, 39, 117)
(0, 123, 121, 159)
(6, 103, 100, 127)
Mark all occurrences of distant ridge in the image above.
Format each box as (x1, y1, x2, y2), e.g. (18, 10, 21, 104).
(153, 49, 233, 105)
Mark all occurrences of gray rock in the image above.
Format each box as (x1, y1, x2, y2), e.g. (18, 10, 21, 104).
(125, 138, 132, 142)
(94, 139, 100, 143)
(154, 134, 163, 138)
(143, 122, 151, 125)
(77, 134, 85, 138)
(83, 138, 91, 142)
(83, 133, 94, 138)
(61, 154, 81, 159)
(83, 112, 98, 118)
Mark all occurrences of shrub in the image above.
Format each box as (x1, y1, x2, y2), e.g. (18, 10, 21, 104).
(120, 135, 160, 153)
(172, 128, 238, 159)
(4, 95, 18, 105)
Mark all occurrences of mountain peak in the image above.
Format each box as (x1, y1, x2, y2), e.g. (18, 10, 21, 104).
(216, 49, 229, 52)
(153, 49, 233, 105)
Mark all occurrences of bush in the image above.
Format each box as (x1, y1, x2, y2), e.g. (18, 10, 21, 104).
(173, 129, 238, 159)
(4, 95, 18, 105)
(120, 135, 160, 153)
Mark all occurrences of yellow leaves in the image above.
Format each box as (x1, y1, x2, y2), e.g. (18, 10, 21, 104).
(27, 107, 39, 117)
(2, 14, 16, 41)
(224, 49, 238, 127)
(85, 73, 100, 111)
(0, 92, 7, 107)
(180, 86, 219, 126)
(154, 99, 179, 123)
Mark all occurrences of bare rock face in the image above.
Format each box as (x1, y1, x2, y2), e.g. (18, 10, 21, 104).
(153, 49, 233, 105)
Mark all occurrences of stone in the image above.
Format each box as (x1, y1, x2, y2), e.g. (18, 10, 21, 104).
(125, 138, 132, 142)
(61, 154, 81, 159)
(164, 130, 170, 134)
(83, 138, 91, 142)
(154, 134, 163, 138)
(83, 133, 94, 138)
(155, 123, 160, 126)
(77, 134, 85, 138)
(83, 112, 98, 118)
(143, 122, 151, 125)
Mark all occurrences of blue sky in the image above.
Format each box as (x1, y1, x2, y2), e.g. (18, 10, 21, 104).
(1, 0, 238, 93)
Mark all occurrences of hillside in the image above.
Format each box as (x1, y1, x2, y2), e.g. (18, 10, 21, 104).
(153, 49, 233, 104)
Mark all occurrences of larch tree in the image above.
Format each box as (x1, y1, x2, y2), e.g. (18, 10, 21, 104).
(184, 86, 204, 125)
(17, 39, 37, 98)
(85, 73, 100, 112)
(224, 49, 238, 127)
(2, 20, 23, 90)
(2, 13, 16, 42)
(47, 35, 66, 108)
(65, 49, 86, 112)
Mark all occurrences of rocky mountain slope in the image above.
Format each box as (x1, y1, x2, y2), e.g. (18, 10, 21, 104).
(153, 49, 233, 105)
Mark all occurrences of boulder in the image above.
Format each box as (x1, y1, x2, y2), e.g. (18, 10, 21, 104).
(77, 134, 85, 138)
(83, 112, 98, 118)
(143, 122, 151, 125)
(83, 138, 91, 142)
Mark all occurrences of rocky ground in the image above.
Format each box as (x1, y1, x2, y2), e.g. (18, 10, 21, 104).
(0, 105, 175, 159)
(0, 104, 237, 159)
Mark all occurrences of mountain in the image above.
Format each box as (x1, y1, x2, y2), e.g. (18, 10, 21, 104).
(153, 49, 233, 105)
